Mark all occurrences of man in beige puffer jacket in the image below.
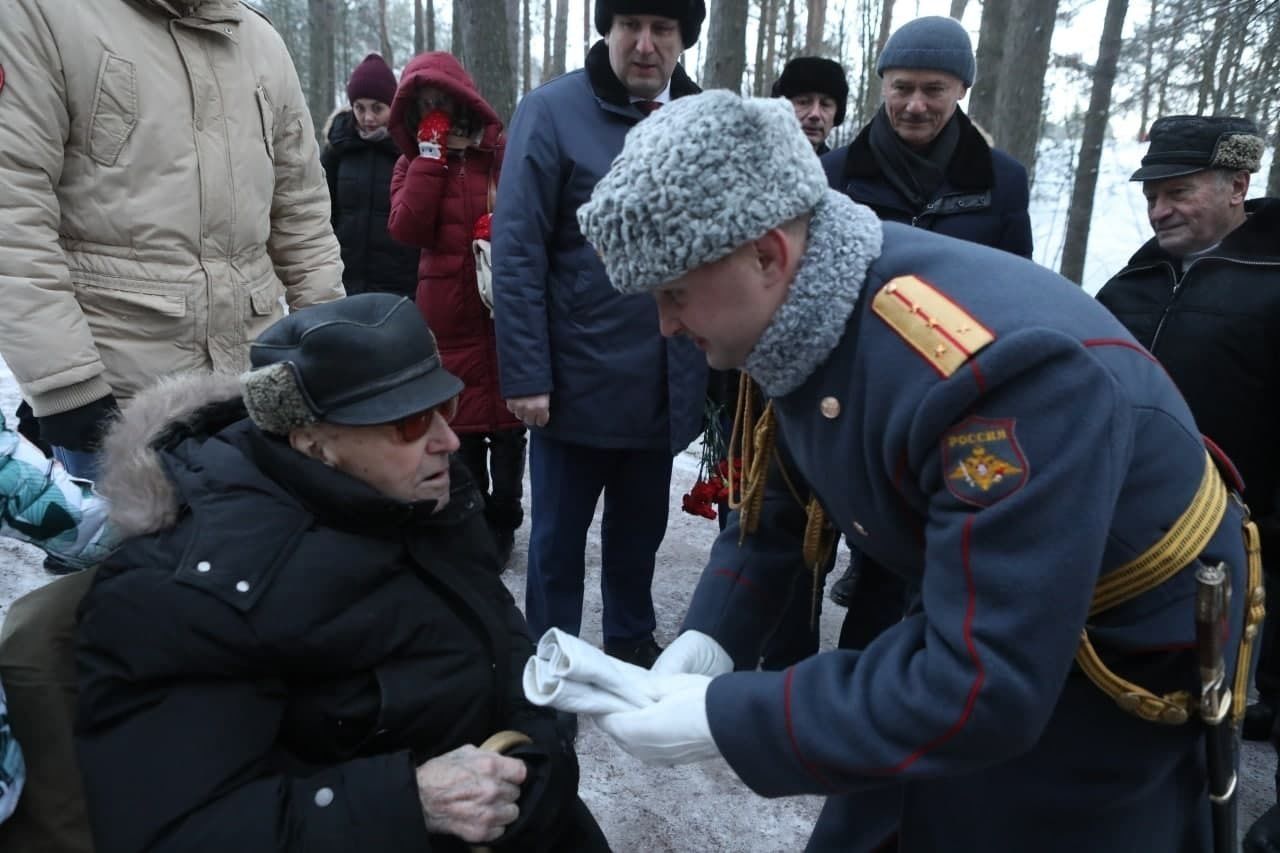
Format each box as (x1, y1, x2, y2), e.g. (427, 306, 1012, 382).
(0, 0, 345, 479)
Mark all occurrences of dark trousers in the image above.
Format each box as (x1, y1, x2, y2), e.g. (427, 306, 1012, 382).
(838, 553, 914, 651)
(524, 433, 672, 644)
(456, 428, 527, 533)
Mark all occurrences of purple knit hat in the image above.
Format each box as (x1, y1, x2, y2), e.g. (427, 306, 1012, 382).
(346, 54, 396, 106)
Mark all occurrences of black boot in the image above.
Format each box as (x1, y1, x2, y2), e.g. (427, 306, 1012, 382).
(829, 560, 856, 607)
(1246, 804, 1280, 852)
(1245, 701, 1276, 742)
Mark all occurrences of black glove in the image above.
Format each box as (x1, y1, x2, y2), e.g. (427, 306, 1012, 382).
(1246, 804, 1280, 852)
(37, 394, 120, 453)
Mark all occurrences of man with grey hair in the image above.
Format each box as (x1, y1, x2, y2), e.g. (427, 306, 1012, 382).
(1094, 115, 1280, 851)
(558, 90, 1257, 852)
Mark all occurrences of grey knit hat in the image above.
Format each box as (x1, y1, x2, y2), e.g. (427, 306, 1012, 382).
(578, 91, 827, 294)
(876, 16, 975, 87)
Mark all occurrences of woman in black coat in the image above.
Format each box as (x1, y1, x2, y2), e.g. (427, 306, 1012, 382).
(75, 295, 608, 853)
(321, 54, 419, 298)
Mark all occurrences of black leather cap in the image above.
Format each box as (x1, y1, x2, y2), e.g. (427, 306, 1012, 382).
(249, 294, 463, 426)
(1131, 115, 1263, 182)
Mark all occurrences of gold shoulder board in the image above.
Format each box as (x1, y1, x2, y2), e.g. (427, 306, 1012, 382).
(871, 275, 996, 378)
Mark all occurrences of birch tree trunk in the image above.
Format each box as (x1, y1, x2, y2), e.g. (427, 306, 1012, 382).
(522, 0, 532, 95)
(991, 0, 1058, 179)
(542, 0, 552, 84)
(783, 0, 798, 61)
(805, 0, 828, 54)
(378, 0, 393, 68)
(1195, 3, 1228, 114)
(763, 0, 779, 93)
(414, 0, 424, 55)
(551, 0, 569, 78)
(1137, 0, 1156, 140)
(307, 0, 336, 135)
(860, 0, 895, 125)
(968, 0, 1009, 134)
(458, 0, 517, 122)
(452, 0, 465, 64)
(753, 0, 771, 94)
(704, 0, 750, 91)
(1060, 0, 1129, 285)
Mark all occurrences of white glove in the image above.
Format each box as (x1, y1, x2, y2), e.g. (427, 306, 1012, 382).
(593, 674, 718, 766)
(650, 630, 733, 677)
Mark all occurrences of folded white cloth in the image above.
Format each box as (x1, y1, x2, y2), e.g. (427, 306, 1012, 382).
(522, 628, 682, 715)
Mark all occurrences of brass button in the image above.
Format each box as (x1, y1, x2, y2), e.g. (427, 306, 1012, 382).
(820, 396, 840, 419)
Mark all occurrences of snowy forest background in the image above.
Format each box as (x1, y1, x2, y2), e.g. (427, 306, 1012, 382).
(254, 0, 1278, 292)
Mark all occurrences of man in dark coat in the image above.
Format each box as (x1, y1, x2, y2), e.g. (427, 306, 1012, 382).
(821, 16, 1032, 258)
(490, 0, 708, 667)
(74, 295, 608, 852)
(571, 90, 1257, 853)
(772, 57, 848, 156)
(821, 15, 1033, 632)
(321, 53, 420, 299)
(1092, 115, 1280, 851)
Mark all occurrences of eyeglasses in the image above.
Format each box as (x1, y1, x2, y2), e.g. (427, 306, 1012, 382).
(391, 395, 459, 442)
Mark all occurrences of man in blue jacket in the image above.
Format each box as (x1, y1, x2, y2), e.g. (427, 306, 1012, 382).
(573, 90, 1258, 852)
(822, 16, 1032, 258)
(822, 14, 1034, 630)
(490, 0, 708, 667)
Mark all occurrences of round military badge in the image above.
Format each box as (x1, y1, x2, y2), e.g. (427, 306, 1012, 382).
(941, 415, 1028, 507)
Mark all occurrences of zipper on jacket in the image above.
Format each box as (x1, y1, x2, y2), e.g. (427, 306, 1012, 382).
(1146, 254, 1280, 352)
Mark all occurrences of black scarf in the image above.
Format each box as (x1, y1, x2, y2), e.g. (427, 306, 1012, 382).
(867, 105, 961, 212)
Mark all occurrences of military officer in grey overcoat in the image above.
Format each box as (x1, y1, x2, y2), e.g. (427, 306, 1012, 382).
(565, 91, 1260, 853)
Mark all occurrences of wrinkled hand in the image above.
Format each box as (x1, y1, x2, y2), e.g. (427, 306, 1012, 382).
(650, 630, 733, 677)
(415, 745, 527, 843)
(507, 394, 551, 428)
(593, 674, 718, 766)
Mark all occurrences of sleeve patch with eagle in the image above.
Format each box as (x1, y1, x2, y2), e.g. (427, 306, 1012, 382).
(941, 416, 1028, 507)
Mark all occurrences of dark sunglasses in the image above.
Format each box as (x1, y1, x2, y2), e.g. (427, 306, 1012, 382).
(390, 395, 459, 442)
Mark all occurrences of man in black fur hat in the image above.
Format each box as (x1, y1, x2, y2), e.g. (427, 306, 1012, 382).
(772, 57, 849, 155)
(490, 0, 709, 673)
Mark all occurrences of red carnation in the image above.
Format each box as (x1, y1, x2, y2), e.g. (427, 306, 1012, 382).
(473, 212, 493, 241)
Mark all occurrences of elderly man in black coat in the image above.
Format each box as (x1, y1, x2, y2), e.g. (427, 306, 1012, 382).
(74, 295, 608, 853)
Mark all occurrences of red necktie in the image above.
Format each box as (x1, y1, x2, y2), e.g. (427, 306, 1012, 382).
(636, 100, 662, 115)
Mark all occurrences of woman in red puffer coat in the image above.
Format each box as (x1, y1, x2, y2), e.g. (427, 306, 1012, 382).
(389, 53, 525, 567)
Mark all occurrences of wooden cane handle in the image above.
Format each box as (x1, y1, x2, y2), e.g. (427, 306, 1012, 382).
(469, 731, 534, 853)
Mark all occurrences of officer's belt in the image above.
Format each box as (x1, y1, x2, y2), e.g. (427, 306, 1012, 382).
(1075, 450, 1265, 725)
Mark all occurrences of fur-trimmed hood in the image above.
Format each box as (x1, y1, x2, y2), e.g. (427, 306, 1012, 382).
(96, 373, 245, 538)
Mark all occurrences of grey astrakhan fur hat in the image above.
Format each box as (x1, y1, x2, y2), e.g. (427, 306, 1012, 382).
(577, 91, 828, 294)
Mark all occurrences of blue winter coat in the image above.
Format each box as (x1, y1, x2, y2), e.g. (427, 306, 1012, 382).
(822, 109, 1033, 258)
(490, 41, 706, 454)
(686, 224, 1246, 852)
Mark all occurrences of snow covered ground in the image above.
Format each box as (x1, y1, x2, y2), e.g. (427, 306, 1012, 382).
(1, 136, 1277, 847)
